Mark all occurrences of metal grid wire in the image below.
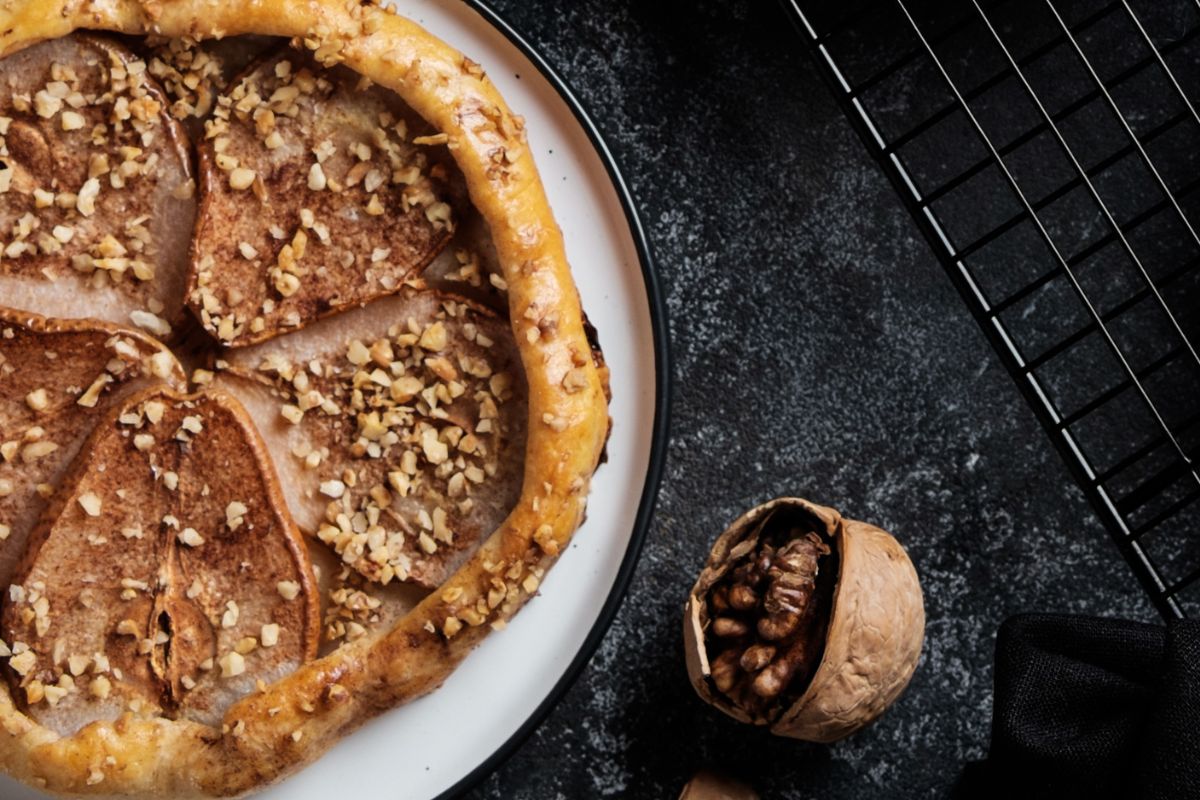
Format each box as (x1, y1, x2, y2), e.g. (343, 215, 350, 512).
(782, 0, 1200, 617)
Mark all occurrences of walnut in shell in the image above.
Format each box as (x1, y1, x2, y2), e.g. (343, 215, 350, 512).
(684, 497, 924, 742)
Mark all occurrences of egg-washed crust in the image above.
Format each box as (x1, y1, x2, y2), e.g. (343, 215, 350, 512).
(0, 2, 611, 797)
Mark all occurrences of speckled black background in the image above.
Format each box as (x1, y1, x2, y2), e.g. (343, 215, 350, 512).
(468, 1, 1156, 798)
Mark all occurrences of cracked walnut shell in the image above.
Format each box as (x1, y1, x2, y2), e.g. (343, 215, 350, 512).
(684, 497, 924, 742)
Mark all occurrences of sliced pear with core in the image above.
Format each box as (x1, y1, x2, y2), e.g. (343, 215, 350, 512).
(0, 387, 319, 733)
(189, 48, 457, 346)
(0, 34, 196, 337)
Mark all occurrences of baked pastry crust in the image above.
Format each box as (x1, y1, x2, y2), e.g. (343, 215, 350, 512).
(0, 2, 610, 796)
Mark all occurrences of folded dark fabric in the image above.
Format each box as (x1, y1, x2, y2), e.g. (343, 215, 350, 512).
(956, 613, 1200, 800)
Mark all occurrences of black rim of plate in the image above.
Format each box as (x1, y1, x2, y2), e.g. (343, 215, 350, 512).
(433, 1, 672, 798)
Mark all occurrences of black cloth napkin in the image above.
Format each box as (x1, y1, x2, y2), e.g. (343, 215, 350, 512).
(956, 613, 1200, 800)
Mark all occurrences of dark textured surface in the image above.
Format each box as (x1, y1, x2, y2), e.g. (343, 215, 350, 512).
(469, 1, 1155, 798)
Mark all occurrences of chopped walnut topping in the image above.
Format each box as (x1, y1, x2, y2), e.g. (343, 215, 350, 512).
(77, 493, 102, 517)
(25, 681, 45, 705)
(77, 373, 114, 407)
(227, 165, 256, 190)
(43, 680, 71, 706)
(280, 404, 304, 425)
(144, 400, 166, 424)
(25, 389, 49, 412)
(67, 654, 90, 676)
(177, 528, 205, 547)
(75, 178, 100, 217)
(219, 651, 246, 678)
(90, 674, 112, 699)
(148, 37, 227, 120)
(412, 133, 449, 146)
(9, 650, 37, 676)
(60, 110, 85, 131)
(21, 441, 59, 463)
(418, 321, 447, 351)
(319, 479, 346, 499)
(307, 162, 327, 191)
(346, 339, 370, 366)
(323, 567, 382, 644)
(534, 524, 560, 556)
(131, 312, 172, 339)
(260, 623, 280, 648)
(221, 601, 240, 629)
(562, 368, 589, 394)
(226, 501, 248, 530)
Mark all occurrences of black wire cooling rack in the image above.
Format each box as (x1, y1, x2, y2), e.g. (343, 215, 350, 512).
(781, 0, 1200, 618)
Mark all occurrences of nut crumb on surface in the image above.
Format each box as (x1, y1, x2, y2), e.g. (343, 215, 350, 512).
(77, 493, 102, 517)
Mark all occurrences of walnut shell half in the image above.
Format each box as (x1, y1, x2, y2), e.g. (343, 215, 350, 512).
(684, 497, 924, 742)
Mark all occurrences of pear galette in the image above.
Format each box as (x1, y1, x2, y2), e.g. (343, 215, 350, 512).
(0, 2, 609, 796)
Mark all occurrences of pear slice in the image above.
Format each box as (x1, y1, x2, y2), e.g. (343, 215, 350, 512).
(0, 34, 196, 338)
(0, 307, 185, 588)
(188, 48, 457, 347)
(0, 387, 320, 734)
(214, 289, 527, 589)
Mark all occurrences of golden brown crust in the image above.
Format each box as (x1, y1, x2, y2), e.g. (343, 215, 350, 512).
(0, 2, 610, 797)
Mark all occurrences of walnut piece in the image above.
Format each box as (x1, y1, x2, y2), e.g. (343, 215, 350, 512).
(706, 521, 833, 716)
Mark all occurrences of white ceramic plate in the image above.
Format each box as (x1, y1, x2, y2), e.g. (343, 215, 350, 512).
(1, 1, 668, 798)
